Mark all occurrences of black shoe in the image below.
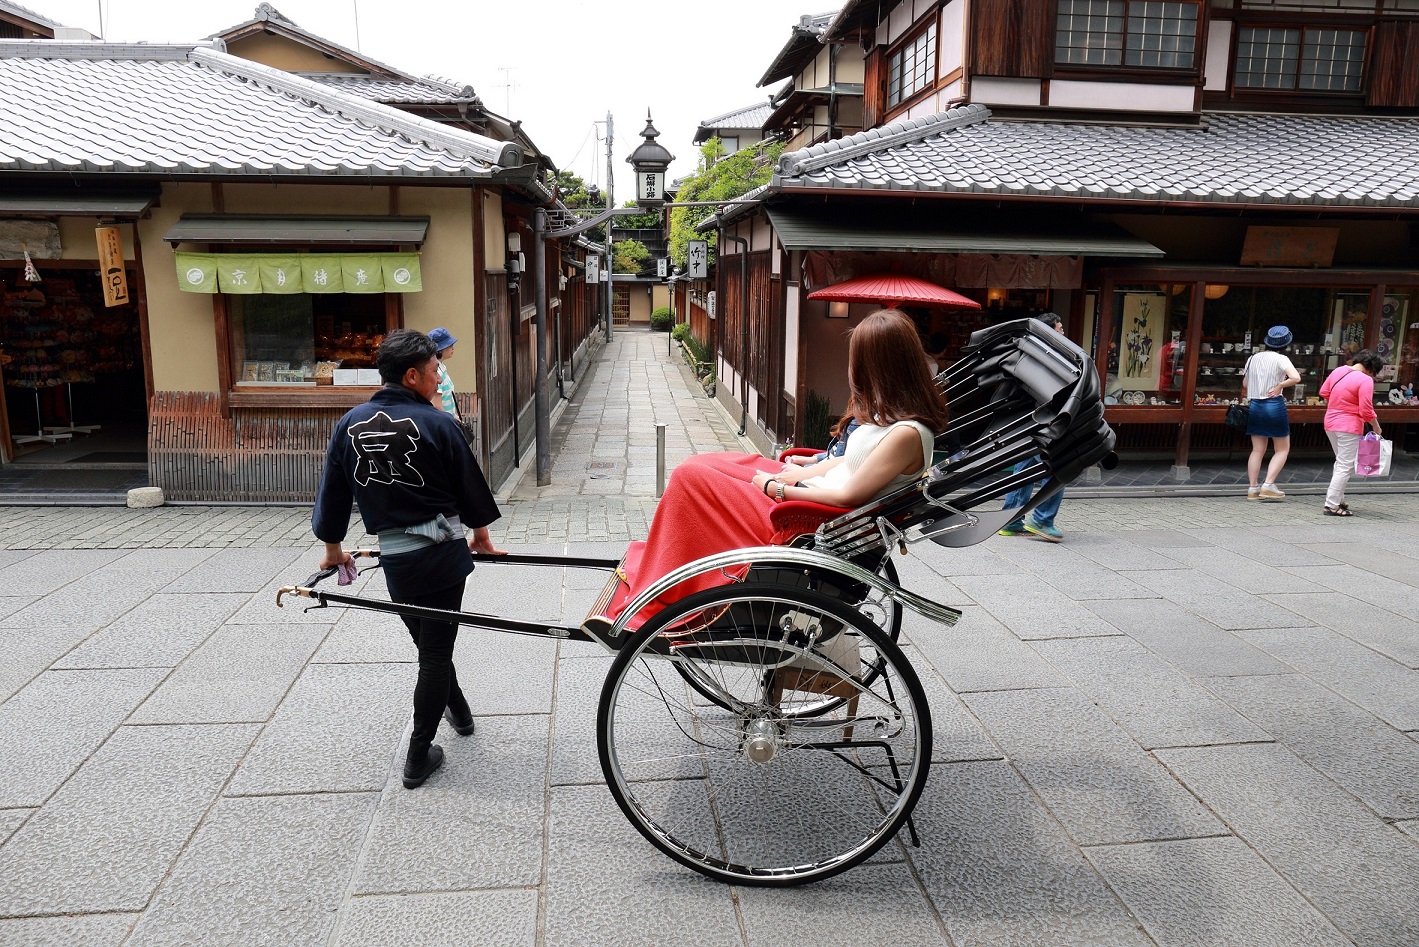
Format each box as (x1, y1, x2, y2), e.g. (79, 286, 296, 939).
(402, 744, 444, 789)
(444, 706, 476, 737)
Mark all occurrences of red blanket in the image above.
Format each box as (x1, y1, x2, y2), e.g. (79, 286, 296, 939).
(606, 452, 779, 628)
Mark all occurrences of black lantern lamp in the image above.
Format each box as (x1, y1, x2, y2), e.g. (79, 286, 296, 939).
(626, 110, 675, 210)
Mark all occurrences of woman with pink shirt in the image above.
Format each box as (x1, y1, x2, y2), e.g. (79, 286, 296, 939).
(1320, 351, 1384, 517)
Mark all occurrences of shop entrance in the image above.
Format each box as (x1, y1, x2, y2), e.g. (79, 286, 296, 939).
(0, 263, 148, 489)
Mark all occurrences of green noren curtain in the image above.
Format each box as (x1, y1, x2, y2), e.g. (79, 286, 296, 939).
(175, 252, 421, 294)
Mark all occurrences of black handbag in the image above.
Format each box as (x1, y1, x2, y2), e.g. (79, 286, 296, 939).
(1224, 403, 1249, 430)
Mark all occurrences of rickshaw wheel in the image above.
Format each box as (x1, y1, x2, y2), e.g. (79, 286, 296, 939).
(671, 558, 903, 716)
(597, 583, 931, 886)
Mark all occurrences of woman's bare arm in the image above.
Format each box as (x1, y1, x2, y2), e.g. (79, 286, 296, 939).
(753, 426, 924, 508)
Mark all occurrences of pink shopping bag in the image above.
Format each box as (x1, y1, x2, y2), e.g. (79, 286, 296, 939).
(1355, 432, 1386, 477)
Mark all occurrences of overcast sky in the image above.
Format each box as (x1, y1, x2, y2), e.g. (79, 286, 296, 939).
(34, 0, 815, 191)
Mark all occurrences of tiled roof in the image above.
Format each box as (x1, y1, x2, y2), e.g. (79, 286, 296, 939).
(0, 41, 523, 178)
(759, 11, 837, 87)
(0, 0, 60, 29)
(304, 74, 481, 105)
(775, 104, 1419, 208)
(699, 101, 773, 131)
(211, 3, 411, 81)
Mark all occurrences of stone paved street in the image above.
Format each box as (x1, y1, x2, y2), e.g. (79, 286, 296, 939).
(0, 329, 1416, 946)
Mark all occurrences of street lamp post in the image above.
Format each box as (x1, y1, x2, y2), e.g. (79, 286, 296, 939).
(531, 111, 675, 486)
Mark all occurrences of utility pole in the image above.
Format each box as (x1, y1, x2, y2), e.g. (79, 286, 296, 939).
(604, 111, 614, 340)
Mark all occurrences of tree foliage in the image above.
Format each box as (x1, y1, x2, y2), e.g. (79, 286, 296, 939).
(668, 137, 785, 270)
(613, 238, 651, 274)
(553, 170, 608, 242)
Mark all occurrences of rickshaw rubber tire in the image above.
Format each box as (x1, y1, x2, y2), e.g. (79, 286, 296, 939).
(595, 583, 932, 887)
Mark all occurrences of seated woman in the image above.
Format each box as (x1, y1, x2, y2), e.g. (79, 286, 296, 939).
(604, 309, 950, 627)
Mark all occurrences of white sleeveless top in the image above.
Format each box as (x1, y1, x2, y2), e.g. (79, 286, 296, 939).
(803, 420, 934, 497)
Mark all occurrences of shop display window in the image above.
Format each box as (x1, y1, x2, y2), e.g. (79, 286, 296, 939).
(1378, 290, 1419, 406)
(229, 293, 386, 386)
(1195, 285, 1339, 405)
(1105, 283, 1190, 405)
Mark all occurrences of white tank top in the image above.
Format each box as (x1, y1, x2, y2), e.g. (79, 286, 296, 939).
(803, 420, 934, 497)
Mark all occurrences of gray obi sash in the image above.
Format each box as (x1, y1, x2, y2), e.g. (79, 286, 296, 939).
(377, 514, 463, 556)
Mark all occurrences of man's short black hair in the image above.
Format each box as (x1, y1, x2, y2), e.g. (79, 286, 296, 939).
(1039, 311, 1064, 330)
(377, 329, 437, 385)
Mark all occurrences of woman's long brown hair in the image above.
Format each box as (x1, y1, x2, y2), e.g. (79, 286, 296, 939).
(831, 309, 950, 438)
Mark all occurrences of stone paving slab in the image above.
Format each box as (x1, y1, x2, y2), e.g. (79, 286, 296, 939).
(909, 760, 1153, 947)
(1029, 635, 1274, 749)
(1085, 836, 1353, 947)
(1229, 625, 1419, 730)
(1204, 673, 1419, 819)
(1157, 743, 1419, 947)
(53, 592, 249, 669)
(951, 574, 1124, 640)
(1262, 589, 1419, 668)
(0, 914, 139, 947)
(0, 723, 256, 915)
(129, 792, 377, 947)
(333, 890, 539, 947)
(353, 715, 548, 894)
(0, 809, 28, 846)
(543, 783, 742, 947)
(903, 607, 1070, 694)
(128, 624, 328, 724)
(0, 667, 165, 807)
(0, 624, 95, 701)
(226, 663, 413, 796)
(963, 687, 1223, 845)
(1084, 597, 1289, 678)
(1125, 567, 1311, 630)
(738, 862, 951, 946)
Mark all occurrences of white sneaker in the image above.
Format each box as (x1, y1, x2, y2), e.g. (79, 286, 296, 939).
(1258, 485, 1285, 500)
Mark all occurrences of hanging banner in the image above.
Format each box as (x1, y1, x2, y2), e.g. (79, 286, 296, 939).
(95, 226, 130, 307)
(300, 254, 344, 293)
(382, 255, 422, 292)
(174, 252, 421, 294)
(258, 255, 302, 294)
(215, 255, 261, 294)
(177, 252, 218, 293)
(341, 256, 384, 293)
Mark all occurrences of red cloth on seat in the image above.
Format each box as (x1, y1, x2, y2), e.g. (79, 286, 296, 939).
(606, 452, 783, 629)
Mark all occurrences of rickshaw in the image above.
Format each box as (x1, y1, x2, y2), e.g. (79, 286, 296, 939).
(278, 317, 1114, 887)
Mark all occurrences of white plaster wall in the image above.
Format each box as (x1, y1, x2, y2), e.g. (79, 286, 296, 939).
(1049, 79, 1195, 111)
(837, 48, 866, 83)
(940, 0, 965, 76)
(784, 284, 800, 393)
(972, 76, 1043, 106)
(907, 91, 945, 118)
(751, 217, 772, 253)
(1204, 20, 1233, 92)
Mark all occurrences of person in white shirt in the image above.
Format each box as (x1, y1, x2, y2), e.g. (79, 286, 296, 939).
(1242, 325, 1302, 501)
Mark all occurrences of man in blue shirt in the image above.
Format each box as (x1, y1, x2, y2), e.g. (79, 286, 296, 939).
(313, 329, 503, 789)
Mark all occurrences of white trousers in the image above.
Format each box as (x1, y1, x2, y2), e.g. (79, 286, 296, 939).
(1325, 430, 1360, 509)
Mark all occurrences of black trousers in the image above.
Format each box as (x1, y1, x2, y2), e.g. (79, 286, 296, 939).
(397, 578, 471, 759)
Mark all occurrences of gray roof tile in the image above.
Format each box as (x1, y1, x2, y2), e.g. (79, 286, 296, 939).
(776, 105, 1419, 208)
(0, 40, 521, 179)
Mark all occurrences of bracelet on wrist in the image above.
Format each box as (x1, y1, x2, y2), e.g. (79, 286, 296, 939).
(763, 478, 776, 497)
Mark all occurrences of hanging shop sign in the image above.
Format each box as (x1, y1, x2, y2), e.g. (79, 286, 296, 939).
(1240, 226, 1339, 267)
(174, 252, 423, 294)
(95, 226, 130, 307)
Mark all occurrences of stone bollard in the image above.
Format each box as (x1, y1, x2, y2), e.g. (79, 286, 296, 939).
(127, 486, 165, 509)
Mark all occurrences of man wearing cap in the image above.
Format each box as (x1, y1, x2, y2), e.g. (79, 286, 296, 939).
(312, 329, 504, 790)
(428, 327, 459, 419)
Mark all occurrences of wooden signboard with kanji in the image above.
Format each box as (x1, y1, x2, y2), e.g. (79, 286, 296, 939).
(95, 225, 130, 306)
(1240, 226, 1339, 267)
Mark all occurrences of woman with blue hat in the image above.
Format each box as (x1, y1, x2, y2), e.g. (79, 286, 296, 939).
(428, 327, 459, 419)
(1241, 325, 1301, 500)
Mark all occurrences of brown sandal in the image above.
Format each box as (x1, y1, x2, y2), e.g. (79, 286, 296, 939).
(1323, 506, 1353, 517)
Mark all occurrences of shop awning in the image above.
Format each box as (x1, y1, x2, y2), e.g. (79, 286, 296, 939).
(0, 192, 158, 217)
(765, 208, 1163, 258)
(163, 216, 431, 247)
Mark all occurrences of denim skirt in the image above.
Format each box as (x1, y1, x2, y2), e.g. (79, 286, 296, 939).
(1246, 396, 1290, 438)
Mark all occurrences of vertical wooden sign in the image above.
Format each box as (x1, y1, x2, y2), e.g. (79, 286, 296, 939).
(95, 225, 130, 307)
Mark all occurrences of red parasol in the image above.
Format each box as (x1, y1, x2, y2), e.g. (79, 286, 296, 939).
(808, 272, 981, 310)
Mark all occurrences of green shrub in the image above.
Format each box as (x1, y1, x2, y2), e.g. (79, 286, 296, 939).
(803, 389, 834, 451)
(650, 306, 673, 331)
(671, 322, 689, 341)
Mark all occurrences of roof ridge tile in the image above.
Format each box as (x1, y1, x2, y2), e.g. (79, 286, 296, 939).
(779, 103, 991, 177)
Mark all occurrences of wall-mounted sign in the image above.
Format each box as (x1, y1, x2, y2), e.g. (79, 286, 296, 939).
(657, 257, 668, 278)
(586, 254, 600, 283)
(95, 226, 129, 307)
(707, 290, 716, 318)
(687, 240, 708, 278)
(1240, 226, 1339, 267)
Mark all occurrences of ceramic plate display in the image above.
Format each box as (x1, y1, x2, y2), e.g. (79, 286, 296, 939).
(1378, 339, 1394, 358)
(1390, 388, 1405, 405)
(1383, 322, 1396, 337)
